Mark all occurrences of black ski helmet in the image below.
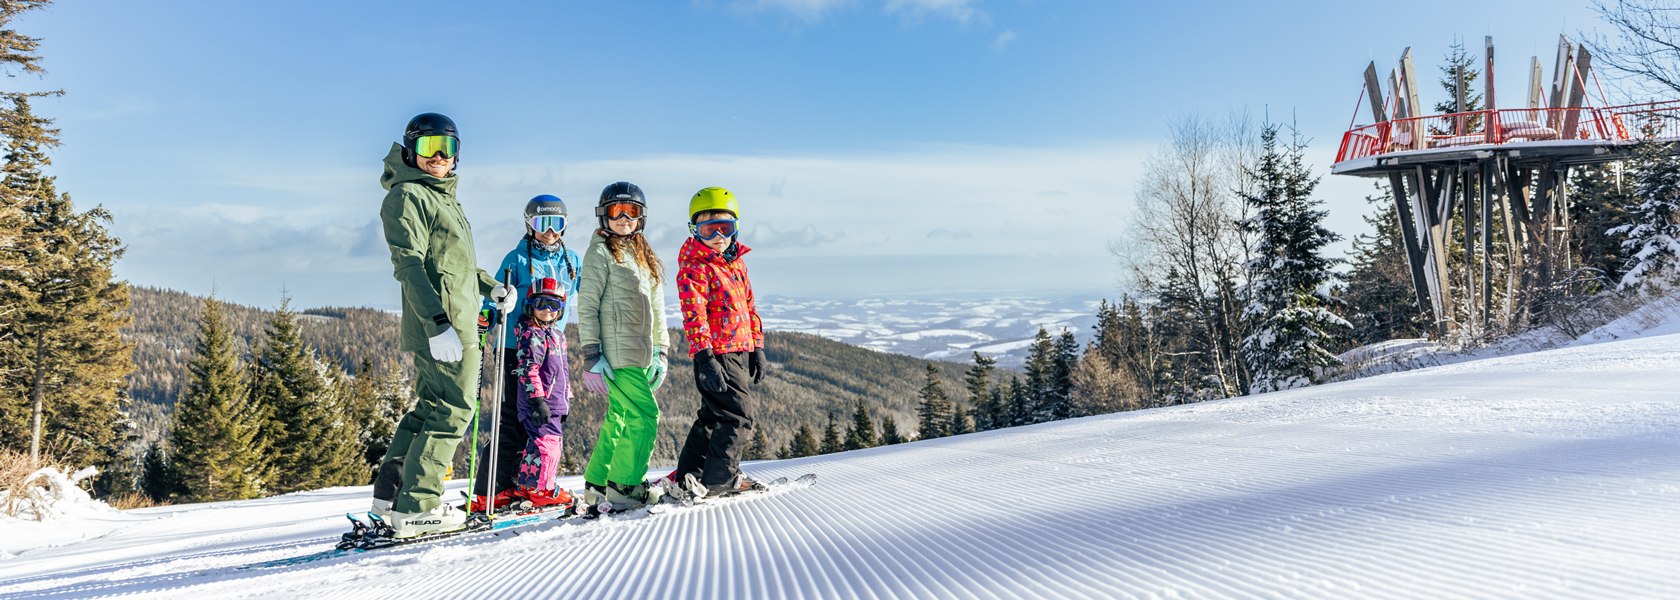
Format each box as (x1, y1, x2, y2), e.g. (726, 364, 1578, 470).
(402, 112, 459, 167)
(524, 194, 568, 234)
(595, 181, 647, 233)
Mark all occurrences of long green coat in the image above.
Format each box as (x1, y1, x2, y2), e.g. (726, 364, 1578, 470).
(577, 232, 668, 368)
(379, 143, 497, 352)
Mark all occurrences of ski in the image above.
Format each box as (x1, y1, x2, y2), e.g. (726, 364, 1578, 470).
(668, 473, 817, 506)
(239, 503, 578, 570)
(241, 474, 815, 569)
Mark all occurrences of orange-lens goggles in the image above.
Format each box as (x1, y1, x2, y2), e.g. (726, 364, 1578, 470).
(603, 203, 643, 220)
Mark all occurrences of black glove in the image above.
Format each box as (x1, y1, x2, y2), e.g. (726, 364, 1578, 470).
(693, 349, 728, 393)
(476, 309, 492, 335)
(748, 349, 766, 385)
(525, 396, 552, 423)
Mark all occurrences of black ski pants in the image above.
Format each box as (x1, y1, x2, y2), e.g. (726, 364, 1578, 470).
(675, 350, 756, 489)
(474, 348, 528, 496)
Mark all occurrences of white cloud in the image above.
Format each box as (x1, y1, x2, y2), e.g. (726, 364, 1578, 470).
(725, 0, 855, 23)
(994, 29, 1017, 50)
(884, 0, 985, 26)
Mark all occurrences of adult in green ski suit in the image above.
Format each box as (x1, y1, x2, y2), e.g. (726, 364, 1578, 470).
(372, 118, 505, 517)
(578, 182, 669, 507)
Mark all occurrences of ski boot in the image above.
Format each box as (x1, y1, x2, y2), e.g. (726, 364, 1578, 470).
(605, 481, 660, 512)
(387, 502, 468, 539)
(470, 488, 523, 514)
(518, 486, 574, 510)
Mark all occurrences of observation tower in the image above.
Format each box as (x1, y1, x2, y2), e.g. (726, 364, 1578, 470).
(1332, 35, 1675, 335)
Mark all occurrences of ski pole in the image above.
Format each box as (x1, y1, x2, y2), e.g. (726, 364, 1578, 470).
(466, 307, 492, 513)
(486, 268, 513, 521)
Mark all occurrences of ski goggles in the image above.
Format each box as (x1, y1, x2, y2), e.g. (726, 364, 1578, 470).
(600, 202, 644, 221)
(528, 215, 566, 233)
(412, 135, 458, 159)
(527, 296, 564, 313)
(691, 218, 738, 241)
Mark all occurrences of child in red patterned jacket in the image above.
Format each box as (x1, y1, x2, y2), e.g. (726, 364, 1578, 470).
(668, 187, 769, 497)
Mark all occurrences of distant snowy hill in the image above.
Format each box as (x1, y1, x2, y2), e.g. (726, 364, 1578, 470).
(739, 295, 1101, 367)
(5, 319, 1678, 598)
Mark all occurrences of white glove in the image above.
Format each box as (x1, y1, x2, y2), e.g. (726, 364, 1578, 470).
(491, 284, 518, 313)
(428, 327, 464, 362)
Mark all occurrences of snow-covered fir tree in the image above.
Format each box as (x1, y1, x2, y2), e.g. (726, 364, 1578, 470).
(1239, 124, 1350, 394)
(1611, 141, 1680, 291)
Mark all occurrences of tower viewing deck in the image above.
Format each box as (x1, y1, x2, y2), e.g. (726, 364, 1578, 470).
(1330, 35, 1675, 337)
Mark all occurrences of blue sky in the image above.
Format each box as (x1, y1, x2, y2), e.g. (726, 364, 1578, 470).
(13, 0, 1606, 310)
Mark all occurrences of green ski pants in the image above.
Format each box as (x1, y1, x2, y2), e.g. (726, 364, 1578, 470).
(584, 366, 660, 488)
(384, 346, 481, 513)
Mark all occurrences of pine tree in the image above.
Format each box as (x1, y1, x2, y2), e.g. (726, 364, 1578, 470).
(1239, 124, 1350, 393)
(0, 93, 133, 470)
(1049, 329, 1080, 420)
(1431, 39, 1485, 136)
(249, 295, 333, 492)
(985, 386, 1009, 431)
(787, 423, 819, 458)
(843, 400, 876, 450)
(819, 412, 843, 454)
(1343, 185, 1430, 343)
(947, 402, 971, 436)
(878, 414, 904, 445)
(1569, 164, 1634, 285)
(168, 296, 269, 501)
(310, 365, 365, 487)
(354, 362, 411, 475)
(1007, 376, 1030, 427)
(1024, 327, 1055, 423)
(1612, 141, 1680, 291)
(745, 427, 771, 461)
(962, 352, 995, 431)
(140, 440, 179, 502)
(915, 364, 950, 440)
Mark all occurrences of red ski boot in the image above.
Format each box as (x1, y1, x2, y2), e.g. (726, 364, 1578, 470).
(517, 486, 574, 510)
(470, 488, 521, 513)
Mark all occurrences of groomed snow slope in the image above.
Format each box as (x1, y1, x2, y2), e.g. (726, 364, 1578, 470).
(4, 333, 1679, 599)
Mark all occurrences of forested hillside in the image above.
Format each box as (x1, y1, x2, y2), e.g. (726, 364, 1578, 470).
(122, 286, 969, 465)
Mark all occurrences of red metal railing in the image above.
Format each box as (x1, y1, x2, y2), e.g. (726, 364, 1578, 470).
(1334, 101, 1680, 163)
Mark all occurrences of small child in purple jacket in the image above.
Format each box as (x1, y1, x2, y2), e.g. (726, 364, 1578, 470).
(511, 277, 573, 508)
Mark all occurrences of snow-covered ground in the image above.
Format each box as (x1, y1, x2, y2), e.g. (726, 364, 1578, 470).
(5, 329, 1680, 598)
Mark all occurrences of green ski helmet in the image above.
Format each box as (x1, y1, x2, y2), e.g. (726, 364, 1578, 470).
(688, 187, 739, 222)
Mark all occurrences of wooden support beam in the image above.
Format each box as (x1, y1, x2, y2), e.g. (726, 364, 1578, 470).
(1562, 45, 1592, 140)
(1455, 65, 1469, 134)
(1430, 172, 1456, 331)
(1402, 49, 1423, 151)
(1496, 158, 1523, 318)
(1549, 36, 1574, 129)
(1481, 161, 1494, 328)
(1528, 56, 1544, 109)
(1463, 166, 1477, 334)
(1388, 173, 1434, 320)
(1485, 36, 1499, 144)
(1364, 62, 1388, 123)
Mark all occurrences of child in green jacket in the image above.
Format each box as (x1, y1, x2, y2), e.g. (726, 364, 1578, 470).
(578, 182, 670, 512)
